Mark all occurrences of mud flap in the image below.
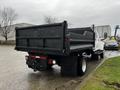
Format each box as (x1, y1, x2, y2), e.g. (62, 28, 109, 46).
(61, 56, 78, 76)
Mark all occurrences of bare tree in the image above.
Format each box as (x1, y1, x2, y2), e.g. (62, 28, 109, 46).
(43, 16, 73, 28)
(44, 16, 58, 24)
(0, 7, 17, 41)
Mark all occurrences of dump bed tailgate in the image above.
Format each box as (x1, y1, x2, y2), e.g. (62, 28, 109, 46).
(15, 22, 66, 55)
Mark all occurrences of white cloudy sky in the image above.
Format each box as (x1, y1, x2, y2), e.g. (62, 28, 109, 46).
(0, 0, 120, 30)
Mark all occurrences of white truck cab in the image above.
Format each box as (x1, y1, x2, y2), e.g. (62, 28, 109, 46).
(91, 30, 105, 60)
(94, 30, 105, 51)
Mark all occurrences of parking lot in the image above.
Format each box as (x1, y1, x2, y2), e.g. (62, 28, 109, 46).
(0, 45, 120, 90)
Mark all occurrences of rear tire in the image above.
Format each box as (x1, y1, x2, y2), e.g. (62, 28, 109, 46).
(91, 54, 100, 60)
(100, 52, 104, 59)
(78, 57, 87, 76)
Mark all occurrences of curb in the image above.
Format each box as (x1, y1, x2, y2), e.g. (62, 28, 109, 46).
(55, 58, 107, 90)
(75, 58, 107, 90)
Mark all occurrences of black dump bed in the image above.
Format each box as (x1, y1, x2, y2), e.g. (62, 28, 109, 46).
(15, 21, 95, 55)
(68, 27, 95, 52)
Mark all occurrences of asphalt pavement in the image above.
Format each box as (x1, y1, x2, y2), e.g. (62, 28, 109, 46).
(0, 46, 119, 90)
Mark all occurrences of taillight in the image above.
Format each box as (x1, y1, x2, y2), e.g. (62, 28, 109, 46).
(35, 56, 40, 59)
(39, 56, 47, 60)
(48, 59, 53, 64)
(48, 59, 56, 65)
(26, 55, 47, 60)
(53, 60, 56, 64)
(31, 56, 36, 59)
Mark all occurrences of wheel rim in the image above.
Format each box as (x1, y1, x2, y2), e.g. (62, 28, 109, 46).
(82, 59, 86, 72)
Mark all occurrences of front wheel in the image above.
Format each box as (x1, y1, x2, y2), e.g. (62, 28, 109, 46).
(78, 57, 87, 76)
(91, 54, 101, 60)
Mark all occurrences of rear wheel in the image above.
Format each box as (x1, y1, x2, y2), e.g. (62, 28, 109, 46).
(100, 52, 104, 59)
(91, 54, 100, 60)
(78, 57, 87, 76)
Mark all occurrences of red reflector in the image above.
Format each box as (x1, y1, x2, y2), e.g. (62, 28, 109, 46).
(40, 56, 47, 60)
(28, 55, 47, 60)
(48, 59, 53, 64)
(30, 56, 36, 59)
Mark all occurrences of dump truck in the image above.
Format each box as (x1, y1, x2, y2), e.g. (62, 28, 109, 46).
(15, 21, 104, 76)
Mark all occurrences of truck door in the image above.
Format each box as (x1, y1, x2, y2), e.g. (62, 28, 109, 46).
(94, 31, 104, 51)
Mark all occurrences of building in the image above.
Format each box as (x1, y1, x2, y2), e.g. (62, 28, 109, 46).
(0, 23, 33, 40)
(95, 25, 111, 39)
